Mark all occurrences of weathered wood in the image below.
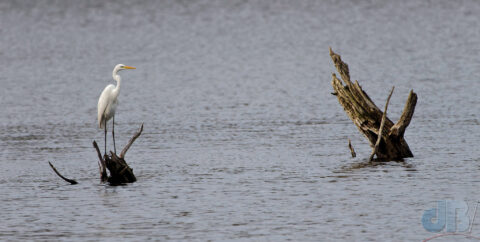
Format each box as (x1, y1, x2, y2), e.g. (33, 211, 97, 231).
(93, 123, 143, 185)
(329, 48, 417, 160)
(348, 139, 356, 158)
(48, 161, 78, 185)
(93, 140, 108, 182)
(104, 152, 136, 185)
(390, 90, 417, 138)
(369, 86, 394, 161)
(120, 123, 143, 159)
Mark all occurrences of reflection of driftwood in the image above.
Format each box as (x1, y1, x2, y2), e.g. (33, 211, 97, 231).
(341, 159, 416, 171)
(48, 161, 78, 185)
(93, 124, 143, 185)
(330, 48, 417, 160)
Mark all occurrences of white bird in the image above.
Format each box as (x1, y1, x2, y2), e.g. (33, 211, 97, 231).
(97, 64, 136, 155)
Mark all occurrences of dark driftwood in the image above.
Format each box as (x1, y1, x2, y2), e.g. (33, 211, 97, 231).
(93, 124, 143, 185)
(329, 48, 417, 160)
(120, 123, 143, 159)
(48, 161, 78, 185)
(348, 139, 356, 158)
(93, 141, 108, 182)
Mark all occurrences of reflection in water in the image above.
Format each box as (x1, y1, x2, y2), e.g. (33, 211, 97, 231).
(338, 158, 416, 172)
(0, 0, 480, 241)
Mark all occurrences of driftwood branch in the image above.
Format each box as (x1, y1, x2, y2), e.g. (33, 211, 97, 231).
(48, 124, 142, 185)
(92, 123, 143, 185)
(390, 90, 417, 137)
(348, 139, 356, 158)
(48, 161, 78, 185)
(93, 141, 108, 182)
(369, 86, 394, 161)
(329, 48, 417, 160)
(120, 123, 143, 159)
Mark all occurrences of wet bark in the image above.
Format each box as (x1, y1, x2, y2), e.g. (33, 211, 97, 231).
(93, 124, 143, 185)
(329, 48, 417, 160)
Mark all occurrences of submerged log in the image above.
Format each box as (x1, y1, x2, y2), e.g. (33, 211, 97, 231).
(93, 124, 143, 185)
(329, 48, 417, 160)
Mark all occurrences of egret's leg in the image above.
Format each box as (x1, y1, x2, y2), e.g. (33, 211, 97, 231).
(104, 119, 107, 156)
(113, 116, 116, 154)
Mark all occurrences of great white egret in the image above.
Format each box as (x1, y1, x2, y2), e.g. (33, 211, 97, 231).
(97, 64, 136, 155)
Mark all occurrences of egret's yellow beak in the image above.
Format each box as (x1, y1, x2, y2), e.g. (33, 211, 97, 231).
(124, 66, 136, 69)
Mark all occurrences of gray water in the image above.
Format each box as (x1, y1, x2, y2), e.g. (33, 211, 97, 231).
(1, 0, 480, 241)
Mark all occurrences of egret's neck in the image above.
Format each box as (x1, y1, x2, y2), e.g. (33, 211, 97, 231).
(113, 73, 121, 95)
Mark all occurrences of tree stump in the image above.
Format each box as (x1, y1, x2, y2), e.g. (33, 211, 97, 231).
(48, 124, 143, 185)
(93, 124, 143, 185)
(329, 48, 417, 160)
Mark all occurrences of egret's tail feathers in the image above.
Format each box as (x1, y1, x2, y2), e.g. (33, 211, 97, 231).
(98, 118, 105, 130)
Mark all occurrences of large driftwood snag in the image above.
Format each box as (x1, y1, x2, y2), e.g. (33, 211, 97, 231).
(93, 124, 143, 185)
(329, 48, 417, 160)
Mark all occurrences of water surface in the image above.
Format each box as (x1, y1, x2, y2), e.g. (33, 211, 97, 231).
(1, 0, 480, 241)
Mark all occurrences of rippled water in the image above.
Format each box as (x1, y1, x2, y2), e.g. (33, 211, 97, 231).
(1, 0, 480, 241)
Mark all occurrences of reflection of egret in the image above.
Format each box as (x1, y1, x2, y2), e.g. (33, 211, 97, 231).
(97, 64, 136, 155)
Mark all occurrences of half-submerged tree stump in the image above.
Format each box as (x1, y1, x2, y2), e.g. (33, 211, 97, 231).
(49, 124, 143, 185)
(329, 48, 417, 160)
(93, 124, 143, 185)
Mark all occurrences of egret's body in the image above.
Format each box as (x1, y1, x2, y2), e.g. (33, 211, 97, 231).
(97, 64, 135, 155)
(98, 84, 119, 129)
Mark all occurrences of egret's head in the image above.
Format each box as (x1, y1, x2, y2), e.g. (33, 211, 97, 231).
(114, 64, 136, 73)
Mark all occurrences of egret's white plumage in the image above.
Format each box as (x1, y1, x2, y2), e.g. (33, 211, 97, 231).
(97, 64, 135, 154)
(98, 84, 118, 129)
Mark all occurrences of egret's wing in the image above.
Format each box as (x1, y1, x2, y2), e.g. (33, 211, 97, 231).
(97, 84, 115, 129)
